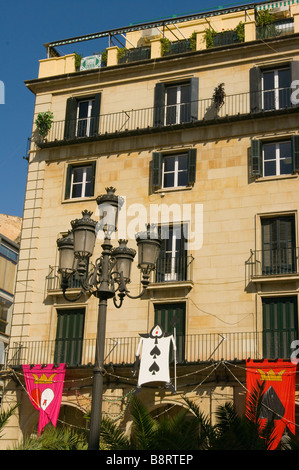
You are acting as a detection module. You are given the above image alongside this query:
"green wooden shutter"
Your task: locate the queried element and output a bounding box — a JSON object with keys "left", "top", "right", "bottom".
{"left": 262, "top": 297, "right": 298, "bottom": 359}
{"left": 152, "top": 152, "right": 162, "bottom": 190}
{"left": 291, "top": 135, "right": 299, "bottom": 172}
{"left": 187, "top": 148, "right": 197, "bottom": 185}
{"left": 64, "top": 164, "right": 72, "bottom": 200}
{"left": 154, "top": 302, "right": 186, "bottom": 363}
{"left": 91, "top": 93, "right": 101, "bottom": 135}
{"left": 250, "top": 67, "right": 262, "bottom": 113}
{"left": 64, "top": 97, "right": 77, "bottom": 140}
{"left": 54, "top": 308, "right": 85, "bottom": 366}
{"left": 190, "top": 77, "right": 199, "bottom": 121}
{"left": 251, "top": 139, "right": 262, "bottom": 177}
{"left": 90, "top": 161, "right": 96, "bottom": 196}
{"left": 177, "top": 224, "right": 187, "bottom": 281}
{"left": 262, "top": 216, "right": 296, "bottom": 275}
{"left": 153, "top": 83, "right": 165, "bottom": 127}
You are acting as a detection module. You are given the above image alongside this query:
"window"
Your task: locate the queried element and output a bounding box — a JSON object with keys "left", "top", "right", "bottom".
{"left": 263, "top": 141, "right": 292, "bottom": 177}
{"left": 76, "top": 98, "right": 95, "bottom": 137}
{"left": 261, "top": 215, "right": 296, "bottom": 275}
{"left": 152, "top": 149, "right": 196, "bottom": 191}
{"left": 64, "top": 162, "right": 96, "bottom": 200}
{"left": 153, "top": 78, "right": 198, "bottom": 127}
{"left": 154, "top": 302, "right": 186, "bottom": 363}
{"left": 156, "top": 224, "right": 187, "bottom": 282}
{"left": 165, "top": 83, "right": 191, "bottom": 125}
{"left": 162, "top": 153, "right": 188, "bottom": 188}
{"left": 249, "top": 62, "right": 299, "bottom": 113}
{"left": 64, "top": 93, "right": 101, "bottom": 140}
{"left": 0, "top": 242, "right": 18, "bottom": 263}
{"left": 262, "top": 297, "right": 298, "bottom": 359}
{"left": 251, "top": 136, "right": 299, "bottom": 177}
{"left": 262, "top": 68, "right": 291, "bottom": 110}
{"left": 54, "top": 308, "right": 85, "bottom": 366}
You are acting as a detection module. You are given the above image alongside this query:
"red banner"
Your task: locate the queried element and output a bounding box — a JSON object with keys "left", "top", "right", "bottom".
{"left": 246, "top": 359, "right": 296, "bottom": 449}
{"left": 23, "top": 364, "right": 66, "bottom": 436}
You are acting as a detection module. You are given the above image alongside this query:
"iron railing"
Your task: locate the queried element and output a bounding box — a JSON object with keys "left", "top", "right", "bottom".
{"left": 118, "top": 46, "right": 151, "bottom": 64}
{"left": 245, "top": 247, "right": 299, "bottom": 282}
{"left": 36, "top": 87, "right": 299, "bottom": 146}
{"left": 9, "top": 330, "right": 291, "bottom": 367}
{"left": 154, "top": 254, "right": 193, "bottom": 283}
{"left": 47, "top": 257, "right": 194, "bottom": 292}
{"left": 256, "top": 18, "right": 294, "bottom": 40}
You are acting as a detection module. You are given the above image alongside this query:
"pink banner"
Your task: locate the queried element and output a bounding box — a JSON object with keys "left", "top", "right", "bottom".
{"left": 23, "top": 364, "right": 66, "bottom": 436}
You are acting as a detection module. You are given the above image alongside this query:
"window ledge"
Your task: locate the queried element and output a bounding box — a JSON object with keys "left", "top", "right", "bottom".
{"left": 251, "top": 273, "right": 299, "bottom": 283}
{"left": 62, "top": 196, "right": 97, "bottom": 204}
{"left": 148, "top": 280, "right": 193, "bottom": 290}
{"left": 255, "top": 174, "right": 298, "bottom": 183}
{"left": 155, "top": 186, "right": 193, "bottom": 195}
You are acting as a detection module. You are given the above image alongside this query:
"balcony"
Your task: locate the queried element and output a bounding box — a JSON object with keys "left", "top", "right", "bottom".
{"left": 9, "top": 330, "right": 292, "bottom": 368}
{"left": 246, "top": 247, "right": 299, "bottom": 284}
{"left": 35, "top": 88, "right": 299, "bottom": 148}
{"left": 256, "top": 18, "right": 294, "bottom": 40}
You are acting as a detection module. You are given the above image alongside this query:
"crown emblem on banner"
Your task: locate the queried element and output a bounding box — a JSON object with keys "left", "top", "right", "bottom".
{"left": 257, "top": 369, "right": 286, "bottom": 382}
{"left": 32, "top": 373, "right": 56, "bottom": 384}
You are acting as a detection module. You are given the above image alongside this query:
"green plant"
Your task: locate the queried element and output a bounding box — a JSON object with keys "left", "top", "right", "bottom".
{"left": 117, "top": 47, "right": 126, "bottom": 61}
{"left": 235, "top": 22, "right": 245, "bottom": 42}
{"left": 160, "top": 37, "right": 170, "bottom": 56}
{"left": 101, "top": 49, "right": 107, "bottom": 65}
{"left": 74, "top": 52, "right": 82, "bottom": 69}
{"left": 204, "top": 29, "right": 216, "bottom": 49}
{"left": 35, "top": 111, "right": 54, "bottom": 139}
{"left": 256, "top": 10, "right": 274, "bottom": 27}
{"left": 190, "top": 32, "right": 197, "bottom": 51}
{"left": 213, "top": 83, "right": 226, "bottom": 111}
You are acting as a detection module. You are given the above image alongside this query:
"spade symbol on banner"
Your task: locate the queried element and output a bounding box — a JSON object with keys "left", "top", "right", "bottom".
{"left": 150, "top": 346, "right": 161, "bottom": 359}
{"left": 149, "top": 361, "right": 160, "bottom": 375}
{"left": 260, "top": 386, "right": 285, "bottom": 424}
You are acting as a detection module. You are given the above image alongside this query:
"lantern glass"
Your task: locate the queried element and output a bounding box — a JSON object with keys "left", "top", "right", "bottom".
{"left": 73, "top": 226, "right": 96, "bottom": 257}
{"left": 71, "top": 210, "right": 97, "bottom": 258}
{"left": 137, "top": 240, "right": 160, "bottom": 270}
{"left": 57, "top": 232, "right": 75, "bottom": 275}
{"left": 112, "top": 240, "right": 136, "bottom": 283}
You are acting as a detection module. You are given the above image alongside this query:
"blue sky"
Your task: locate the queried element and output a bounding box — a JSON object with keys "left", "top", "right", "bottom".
{"left": 0, "top": 0, "right": 252, "bottom": 218}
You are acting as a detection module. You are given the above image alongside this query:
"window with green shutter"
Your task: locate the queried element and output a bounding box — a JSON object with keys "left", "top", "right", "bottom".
{"left": 54, "top": 308, "right": 85, "bottom": 366}
{"left": 64, "top": 93, "right": 101, "bottom": 140}
{"left": 65, "top": 162, "right": 96, "bottom": 200}
{"left": 152, "top": 149, "right": 196, "bottom": 191}
{"left": 154, "top": 302, "right": 186, "bottom": 363}
{"left": 261, "top": 215, "right": 296, "bottom": 275}
{"left": 153, "top": 78, "right": 198, "bottom": 127}
{"left": 262, "top": 297, "right": 298, "bottom": 359}
{"left": 251, "top": 136, "right": 299, "bottom": 178}
{"left": 250, "top": 62, "right": 299, "bottom": 113}
{"left": 155, "top": 224, "right": 187, "bottom": 283}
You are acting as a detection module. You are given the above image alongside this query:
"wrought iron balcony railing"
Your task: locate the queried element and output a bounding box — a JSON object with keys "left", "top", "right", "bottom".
{"left": 153, "top": 254, "right": 193, "bottom": 283}
{"left": 47, "top": 257, "right": 194, "bottom": 292}
{"left": 245, "top": 247, "right": 299, "bottom": 282}
{"left": 256, "top": 18, "right": 294, "bottom": 40}
{"left": 35, "top": 88, "right": 299, "bottom": 147}
{"left": 9, "top": 330, "right": 294, "bottom": 367}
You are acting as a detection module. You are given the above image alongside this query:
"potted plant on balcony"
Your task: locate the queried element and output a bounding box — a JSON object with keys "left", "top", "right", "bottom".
{"left": 213, "top": 83, "right": 226, "bottom": 112}
{"left": 35, "top": 111, "right": 54, "bottom": 143}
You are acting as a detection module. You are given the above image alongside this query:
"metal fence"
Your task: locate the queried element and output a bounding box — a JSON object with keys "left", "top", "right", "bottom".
{"left": 245, "top": 248, "right": 299, "bottom": 282}
{"left": 36, "top": 87, "right": 299, "bottom": 146}
{"left": 9, "top": 331, "right": 278, "bottom": 367}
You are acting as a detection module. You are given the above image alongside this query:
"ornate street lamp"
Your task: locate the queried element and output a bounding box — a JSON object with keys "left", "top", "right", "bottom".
{"left": 56, "top": 187, "right": 161, "bottom": 450}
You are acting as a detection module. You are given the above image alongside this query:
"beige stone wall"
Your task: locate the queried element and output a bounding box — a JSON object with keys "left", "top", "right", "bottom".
{"left": 5, "top": 6, "right": 299, "bottom": 448}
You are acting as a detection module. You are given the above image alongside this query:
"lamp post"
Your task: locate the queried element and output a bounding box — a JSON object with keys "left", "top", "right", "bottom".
{"left": 56, "top": 187, "right": 161, "bottom": 450}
